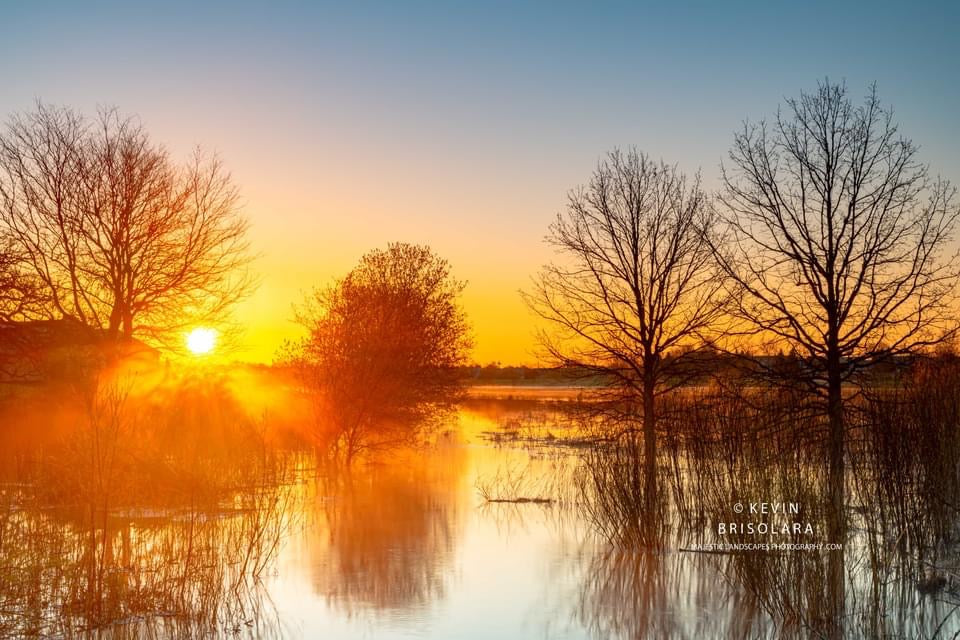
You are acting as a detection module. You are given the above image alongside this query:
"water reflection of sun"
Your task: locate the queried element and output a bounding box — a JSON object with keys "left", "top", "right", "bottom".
{"left": 186, "top": 327, "right": 217, "bottom": 355}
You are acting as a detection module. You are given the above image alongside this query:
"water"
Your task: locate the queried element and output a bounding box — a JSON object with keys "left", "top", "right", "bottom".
{"left": 265, "top": 403, "right": 593, "bottom": 639}
{"left": 3, "top": 385, "right": 960, "bottom": 638}
{"left": 256, "top": 394, "right": 960, "bottom": 639}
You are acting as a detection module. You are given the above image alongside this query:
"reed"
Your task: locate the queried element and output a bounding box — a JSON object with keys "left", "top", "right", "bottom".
{"left": 0, "top": 372, "right": 298, "bottom": 638}
{"left": 571, "top": 360, "right": 960, "bottom": 638}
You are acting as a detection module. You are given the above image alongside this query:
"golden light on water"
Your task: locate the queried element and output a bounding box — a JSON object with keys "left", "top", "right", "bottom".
{"left": 186, "top": 327, "right": 218, "bottom": 355}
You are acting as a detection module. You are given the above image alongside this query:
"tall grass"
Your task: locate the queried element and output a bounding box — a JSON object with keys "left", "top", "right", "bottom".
{"left": 572, "top": 361, "right": 960, "bottom": 638}
{"left": 0, "top": 371, "right": 299, "bottom": 638}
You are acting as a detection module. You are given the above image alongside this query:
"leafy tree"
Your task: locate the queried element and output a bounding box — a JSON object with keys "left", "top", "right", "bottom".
{"left": 290, "top": 243, "right": 471, "bottom": 463}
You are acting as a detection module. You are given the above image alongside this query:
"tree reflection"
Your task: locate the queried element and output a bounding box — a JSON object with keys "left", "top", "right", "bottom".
{"left": 310, "top": 444, "right": 466, "bottom": 616}
{"left": 569, "top": 374, "right": 960, "bottom": 639}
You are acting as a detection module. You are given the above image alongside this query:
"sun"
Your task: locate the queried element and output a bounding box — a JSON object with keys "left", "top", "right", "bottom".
{"left": 186, "top": 327, "right": 218, "bottom": 355}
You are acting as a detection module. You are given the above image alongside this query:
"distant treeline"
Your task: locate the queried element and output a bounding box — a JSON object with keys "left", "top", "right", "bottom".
{"left": 458, "top": 364, "right": 604, "bottom": 386}
{"left": 459, "top": 349, "right": 929, "bottom": 387}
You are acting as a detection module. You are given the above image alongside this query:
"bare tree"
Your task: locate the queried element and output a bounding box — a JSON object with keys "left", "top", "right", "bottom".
{"left": 0, "top": 103, "right": 252, "bottom": 345}
{"left": 718, "top": 81, "right": 960, "bottom": 541}
{"left": 0, "top": 238, "right": 46, "bottom": 382}
{"left": 0, "top": 237, "right": 42, "bottom": 323}
{"left": 288, "top": 243, "right": 472, "bottom": 464}
{"left": 525, "top": 149, "right": 726, "bottom": 500}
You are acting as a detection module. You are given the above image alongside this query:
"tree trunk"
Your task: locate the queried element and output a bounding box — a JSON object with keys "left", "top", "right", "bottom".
{"left": 642, "top": 371, "right": 657, "bottom": 504}
{"left": 826, "top": 347, "right": 846, "bottom": 638}
{"left": 106, "top": 302, "right": 122, "bottom": 339}
{"left": 121, "top": 306, "right": 133, "bottom": 339}
{"left": 826, "top": 352, "right": 845, "bottom": 539}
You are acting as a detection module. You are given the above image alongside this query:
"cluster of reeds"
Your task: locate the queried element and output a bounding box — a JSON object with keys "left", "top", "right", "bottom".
{"left": 0, "top": 372, "right": 299, "bottom": 638}
{"left": 571, "top": 360, "right": 960, "bottom": 638}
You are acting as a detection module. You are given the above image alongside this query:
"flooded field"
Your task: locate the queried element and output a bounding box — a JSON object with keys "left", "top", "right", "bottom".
{"left": 2, "top": 382, "right": 960, "bottom": 639}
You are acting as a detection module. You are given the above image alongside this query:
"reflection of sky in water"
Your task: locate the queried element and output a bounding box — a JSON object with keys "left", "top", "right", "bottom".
{"left": 259, "top": 397, "right": 960, "bottom": 639}
{"left": 3, "top": 391, "right": 958, "bottom": 638}
{"left": 268, "top": 406, "right": 591, "bottom": 639}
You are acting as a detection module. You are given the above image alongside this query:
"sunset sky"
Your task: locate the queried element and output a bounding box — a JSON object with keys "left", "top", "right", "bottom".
{"left": 2, "top": 1, "right": 958, "bottom": 364}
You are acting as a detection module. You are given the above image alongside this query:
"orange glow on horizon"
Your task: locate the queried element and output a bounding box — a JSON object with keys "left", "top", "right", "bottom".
{"left": 231, "top": 254, "right": 550, "bottom": 366}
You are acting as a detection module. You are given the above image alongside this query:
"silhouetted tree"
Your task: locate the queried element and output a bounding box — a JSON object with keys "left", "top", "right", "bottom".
{"left": 0, "top": 238, "right": 46, "bottom": 381}
{"left": 526, "top": 149, "right": 725, "bottom": 500}
{"left": 0, "top": 103, "right": 251, "bottom": 344}
{"left": 717, "top": 81, "right": 959, "bottom": 616}
{"left": 290, "top": 243, "right": 471, "bottom": 463}
{"left": 0, "top": 237, "right": 41, "bottom": 323}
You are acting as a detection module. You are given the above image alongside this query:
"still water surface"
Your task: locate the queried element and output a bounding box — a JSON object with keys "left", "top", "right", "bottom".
{"left": 261, "top": 394, "right": 960, "bottom": 639}
{"left": 267, "top": 401, "right": 594, "bottom": 639}
{"left": 4, "top": 388, "right": 958, "bottom": 638}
